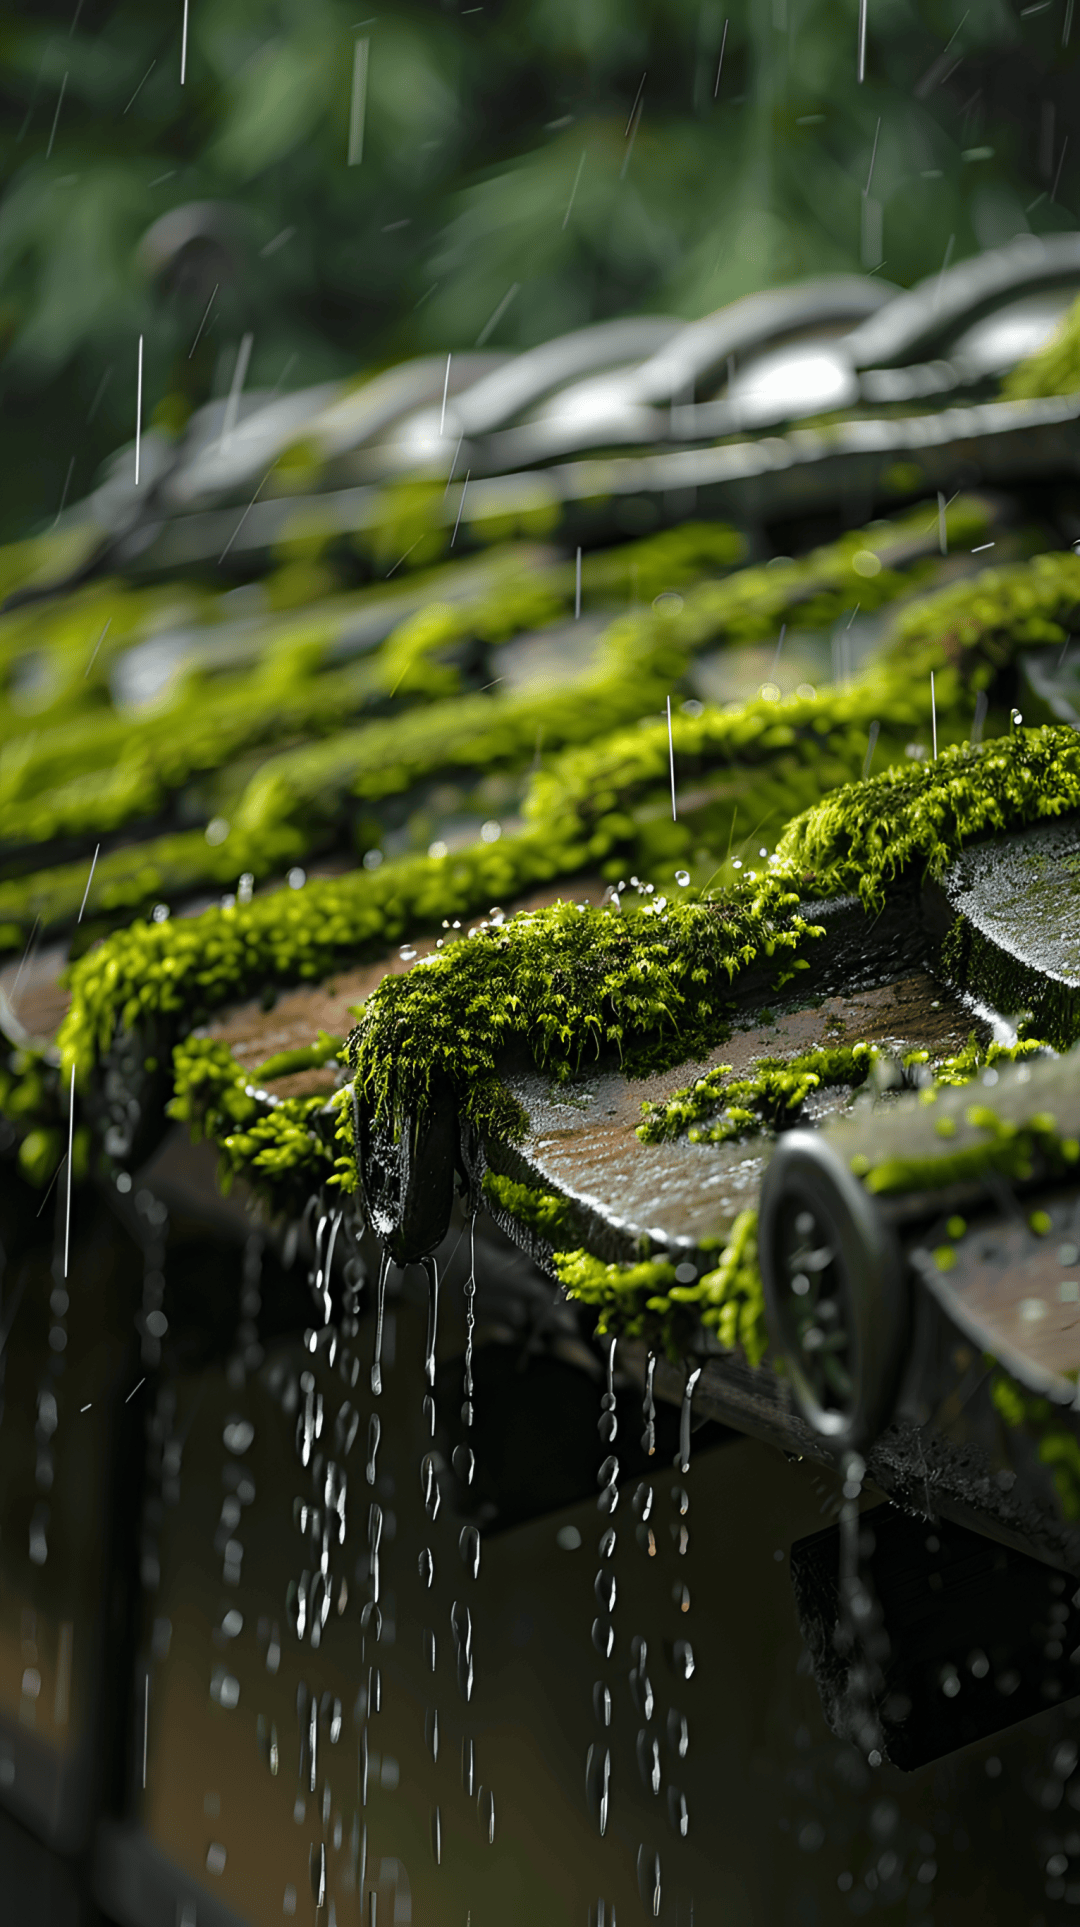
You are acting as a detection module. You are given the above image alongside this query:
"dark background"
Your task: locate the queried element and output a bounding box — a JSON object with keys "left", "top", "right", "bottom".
{"left": 0, "top": 0, "right": 1077, "bottom": 541}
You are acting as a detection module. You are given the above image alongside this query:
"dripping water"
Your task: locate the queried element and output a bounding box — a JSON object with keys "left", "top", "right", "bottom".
{"left": 462, "top": 1217, "right": 476, "bottom": 1427}
{"left": 641, "top": 1351, "right": 656, "bottom": 1457}
{"left": 422, "top": 1255, "right": 439, "bottom": 1389}
{"left": 590, "top": 1340, "right": 620, "bottom": 1836}
{"left": 370, "top": 1251, "right": 390, "bottom": 1396}
{"left": 366, "top": 1414, "right": 380, "bottom": 1485}
{"left": 677, "top": 1366, "right": 701, "bottom": 1477}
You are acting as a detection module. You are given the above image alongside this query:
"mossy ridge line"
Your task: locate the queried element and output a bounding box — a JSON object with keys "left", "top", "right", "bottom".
{"left": 0, "top": 518, "right": 745, "bottom": 859}
{"left": 43, "top": 682, "right": 922, "bottom": 1081}
{"left": 638, "top": 1031, "right": 1049, "bottom": 1149}
{"left": 771, "top": 723, "right": 1080, "bottom": 914}
{"left": 480, "top": 1167, "right": 764, "bottom": 1367}
{"left": 51, "top": 715, "right": 1078, "bottom": 1123}
{"left": 884, "top": 547, "right": 1080, "bottom": 685}
{"left": 345, "top": 889, "right": 819, "bottom": 1148}
{"left": 1004, "top": 293, "right": 1080, "bottom": 404}
{"left": 0, "top": 499, "right": 982, "bottom": 944}
{"left": 345, "top": 723, "right": 1080, "bottom": 1159}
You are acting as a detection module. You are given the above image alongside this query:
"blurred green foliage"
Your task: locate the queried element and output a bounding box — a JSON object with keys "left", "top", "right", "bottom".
{"left": 0, "top": 0, "right": 1076, "bottom": 539}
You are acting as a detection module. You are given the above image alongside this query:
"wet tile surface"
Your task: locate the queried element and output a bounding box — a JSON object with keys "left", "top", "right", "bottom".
{"left": 504, "top": 969, "right": 975, "bottom": 1251}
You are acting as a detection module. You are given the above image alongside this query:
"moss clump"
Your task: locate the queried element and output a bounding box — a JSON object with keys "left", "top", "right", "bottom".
{"left": 1003, "top": 295, "right": 1080, "bottom": 402}
{"left": 481, "top": 1169, "right": 577, "bottom": 1244}
{"left": 852, "top": 1102, "right": 1080, "bottom": 1197}
{"left": 345, "top": 889, "right": 820, "bottom": 1147}
{"left": 771, "top": 723, "right": 1080, "bottom": 914}
{"left": 167, "top": 1035, "right": 355, "bottom": 1216}
{"left": 344, "top": 725, "right": 1080, "bottom": 1162}
{"left": 553, "top": 1209, "right": 765, "bottom": 1365}
{"left": 250, "top": 1031, "right": 344, "bottom": 1083}
{"left": 884, "top": 549, "right": 1080, "bottom": 686}
{"left": 930, "top": 1032, "right": 1048, "bottom": 1086}
{"left": 990, "top": 1368, "right": 1080, "bottom": 1521}
{"left": 638, "top": 1043, "right": 879, "bottom": 1145}
{"left": 0, "top": 500, "right": 983, "bottom": 948}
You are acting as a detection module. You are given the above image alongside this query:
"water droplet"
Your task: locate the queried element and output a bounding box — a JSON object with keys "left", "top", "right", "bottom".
{"left": 480, "top": 1788, "right": 495, "bottom": 1845}
{"left": 418, "top": 1547, "right": 435, "bottom": 1588}
{"left": 459, "top": 1524, "right": 481, "bottom": 1580}
{"left": 591, "top": 1617, "right": 615, "bottom": 1660}
{"left": 677, "top": 1366, "right": 702, "bottom": 1475}
{"left": 594, "top": 1568, "right": 616, "bottom": 1613}
{"left": 421, "top": 1454, "right": 441, "bottom": 1522}
{"left": 641, "top": 1353, "right": 656, "bottom": 1457}
{"left": 675, "top": 870, "right": 690, "bottom": 887}
{"left": 423, "top": 1256, "right": 439, "bottom": 1389}
{"left": 370, "top": 1250, "right": 390, "bottom": 1396}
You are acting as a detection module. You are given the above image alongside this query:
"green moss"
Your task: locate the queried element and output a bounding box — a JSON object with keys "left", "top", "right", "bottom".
{"left": 884, "top": 548, "right": 1080, "bottom": 686}
{"left": 932, "top": 1032, "right": 1049, "bottom": 1086}
{"left": 167, "top": 1035, "right": 352, "bottom": 1217}
{"left": 345, "top": 889, "right": 821, "bottom": 1147}
{"left": 0, "top": 500, "right": 985, "bottom": 946}
{"left": 1003, "top": 294, "right": 1080, "bottom": 402}
{"left": 250, "top": 1031, "right": 344, "bottom": 1083}
{"left": 990, "top": 1367, "right": 1080, "bottom": 1521}
{"left": 342, "top": 725, "right": 1080, "bottom": 1165}
{"left": 481, "top": 1169, "right": 576, "bottom": 1243}
{"left": 853, "top": 1102, "right": 1080, "bottom": 1197}
{"left": 638, "top": 1043, "right": 878, "bottom": 1145}
{"left": 771, "top": 724, "right": 1080, "bottom": 914}
{"left": 553, "top": 1208, "right": 765, "bottom": 1365}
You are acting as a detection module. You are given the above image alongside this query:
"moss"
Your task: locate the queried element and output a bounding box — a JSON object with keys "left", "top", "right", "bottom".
{"left": 0, "top": 500, "right": 985, "bottom": 946}
{"left": 553, "top": 1208, "right": 765, "bottom": 1365}
{"left": 345, "top": 888, "right": 821, "bottom": 1147}
{"left": 884, "top": 548, "right": 1080, "bottom": 687}
{"left": 251, "top": 1030, "right": 344, "bottom": 1083}
{"left": 167, "top": 1035, "right": 352, "bottom": 1217}
{"left": 638, "top": 1043, "right": 878, "bottom": 1145}
{"left": 341, "top": 725, "right": 1080, "bottom": 1167}
{"left": 990, "top": 1367, "right": 1080, "bottom": 1521}
{"left": 771, "top": 723, "right": 1080, "bottom": 915}
{"left": 481, "top": 1169, "right": 576, "bottom": 1243}
{"left": 1003, "top": 294, "right": 1080, "bottom": 402}
{"left": 852, "top": 1102, "right": 1080, "bottom": 1197}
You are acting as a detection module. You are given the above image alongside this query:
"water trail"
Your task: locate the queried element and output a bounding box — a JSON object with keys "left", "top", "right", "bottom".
{"left": 836, "top": 1450, "right": 888, "bottom": 1763}
{"left": 677, "top": 1366, "right": 702, "bottom": 1476}
{"left": 366, "top": 1414, "right": 381, "bottom": 1485}
{"left": 462, "top": 1217, "right": 476, "bottom": 1426}
{"left": 459, "top": 1523, "right": 481, "bottom": 1581}
{"left": 367, "top": 1503, "right": 383, "bottom": 1603}
{"left": 641, "top": 1351, "right": 657, "bottom": 1457}
{"left": 370, "top": 1250, "right": 390, "bottom": 1395}
{"left": 589, "top": 1340, "right": 620, "bottom": 1835}
{"left": 422, "top": 1255, "right": 439, "bottom": 1389}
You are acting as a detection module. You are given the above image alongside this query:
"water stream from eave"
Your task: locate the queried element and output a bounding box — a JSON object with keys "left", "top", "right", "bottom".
{"left": 629, "top": 1353, "right": 703, "bottom": 1922}
{"left": 284, "top": 1196, "right": 376, "bottom": 1919}
{"left": 589, "top": 1337, "right": 620, "bottom": 1920}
